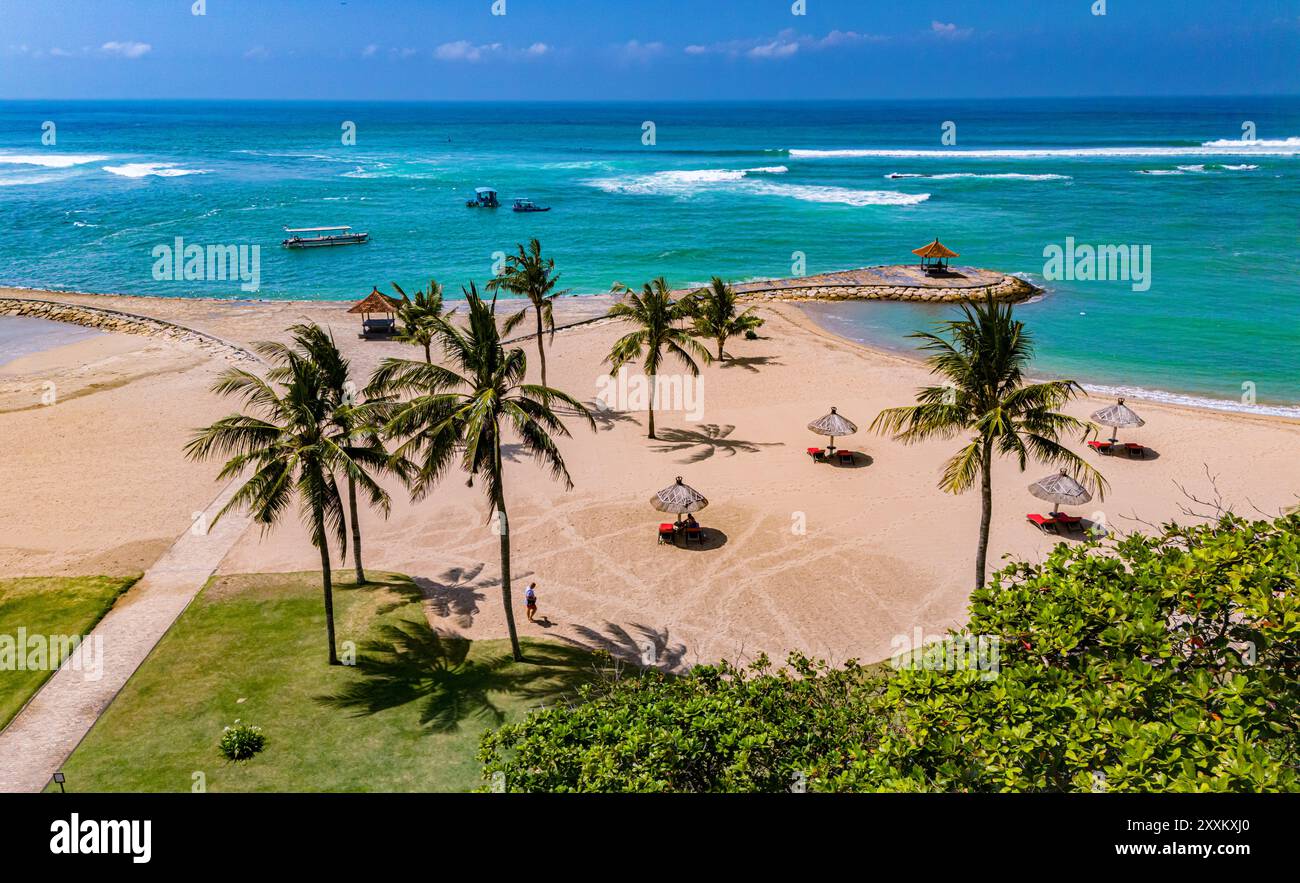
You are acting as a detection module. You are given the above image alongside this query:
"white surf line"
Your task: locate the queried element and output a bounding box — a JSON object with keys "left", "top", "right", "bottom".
{"left": 0, "top": 478, "right": 254, "bottom": 792}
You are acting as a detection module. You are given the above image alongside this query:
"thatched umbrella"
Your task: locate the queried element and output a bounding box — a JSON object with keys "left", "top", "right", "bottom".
{"left": 808, "top": 406, "right": 858, "bottom": 456}
{"left": 651, "top": 476, "right": 709, "bottom": 520}
{"left": 1029, "top": 469, "right": 1093, "bottom": 517}
{"left": 1091, "top": 397, "right": 1145, "bottom": 444}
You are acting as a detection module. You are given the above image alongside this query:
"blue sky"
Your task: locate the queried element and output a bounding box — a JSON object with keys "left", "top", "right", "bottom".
{"left": 2, "top": 0, "right": 1298, "bottom": 100}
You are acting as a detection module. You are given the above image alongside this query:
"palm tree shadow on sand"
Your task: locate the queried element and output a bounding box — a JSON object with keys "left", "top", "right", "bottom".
{"left": 556, "top": 621, "right": 690, "bottom": 673}
{"left": 315, "top": 621, "right": 602, "bottom": 733}
{"left": 414, "top": 565, "right": 493, "bottom": 629}
{"left": 651, "top": 424, "right": 783, "bottom": 463}
{"left": 719, "top": 354, "right": 782, "bottom": 373}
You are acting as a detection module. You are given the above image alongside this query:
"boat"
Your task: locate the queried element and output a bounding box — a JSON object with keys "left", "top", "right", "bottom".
{"left": 466, "top": 187, "right": 500, "bottom": 208}
{"left": 281, "top": 226, "right": 370, "bottom": 248}
{"left": 512, "top": 198, "right": 551, "bottom": 213}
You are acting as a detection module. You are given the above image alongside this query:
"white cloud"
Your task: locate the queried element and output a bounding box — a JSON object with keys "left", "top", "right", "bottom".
{"left": 100, "top": 41, "right": 151, "bottom": 59}
{"left": 748, "top": 40, "right": 799, "bottom": 59}
{"left": 618, "top": 39, "right": 665, "bottom": 62}
{"left": 931, "top": 21, "right": 973, "bottom": 40}
{"left": 390, "top": 47, "right": 419, "bottom": 59}
{"left": 49, "top": 47, "right": 74, "bottom": 57}
{"left": 524, "top": 42, "right": 550, "bottom": 57}
{"left": 434, "top": 40, "right": 502, "bottom": 62}
{"left": 686, "top": 29, "right": 886, "bottom": 60}
{"left": 361, "top": 44, "right": 379, "bottom": 58}
{"left": 243, "top": 46, "right": 270, "bottom": 60}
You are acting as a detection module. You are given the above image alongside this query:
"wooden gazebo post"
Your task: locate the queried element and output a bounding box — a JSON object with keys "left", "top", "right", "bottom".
{"left": 911, "top": 238, "right": 960, "bottom": 273}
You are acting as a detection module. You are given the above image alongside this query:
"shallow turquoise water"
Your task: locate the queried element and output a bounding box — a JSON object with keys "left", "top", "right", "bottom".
{"left": 0, "top": 316, "right": 102, "bottom": 367}
{"left": 1, "top": 98, "right": 1297, "bottom": 409}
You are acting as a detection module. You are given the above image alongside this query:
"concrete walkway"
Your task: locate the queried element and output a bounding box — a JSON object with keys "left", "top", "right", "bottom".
{"left": 0, "top": 480, "right": 250, "bottom": 792}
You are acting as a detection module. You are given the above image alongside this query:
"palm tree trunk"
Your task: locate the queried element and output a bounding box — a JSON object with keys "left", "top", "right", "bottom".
{"left": 975, "top": 439, "right": 993, "bottom": 589}
{"left": 423, "top": 341, "right": 431, "bottom": 364}
{"left": 535, "top": 308, "right": 548, "bottom": 388}
{"left": 717, "top": 336, "right": 725, "bottom": 362}
{"left": 315, "top": 505, "right": 340, "bottom": 666}
{"left": 493, "top": 441, "right": 524, "bottom": 662}
{"left": 647, "top": 373, "right": 657, "bottom": 439}
{"left": 347, "top": 474, "right": 365, "bottom": 585}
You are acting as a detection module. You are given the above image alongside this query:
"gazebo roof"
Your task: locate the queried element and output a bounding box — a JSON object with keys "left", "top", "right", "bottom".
{"left": 347, "top": 287, "right": 401, "bottom": 314}
{"left": 912, "top": 239, "right": 960, "bottom": 259}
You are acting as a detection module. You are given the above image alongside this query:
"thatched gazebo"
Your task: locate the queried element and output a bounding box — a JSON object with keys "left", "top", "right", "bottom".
{"left": 1028, "top": 469, "right": 1093, "bottom": 517}
{"left": 349, "top": 287, "right": 401, "bottom": 339}
{"left": 912, "top": 238, "right": 959, "bottom": 273}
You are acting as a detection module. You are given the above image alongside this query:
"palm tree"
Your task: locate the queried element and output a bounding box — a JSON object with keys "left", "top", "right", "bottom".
{"left": 256, "top": 323, "right": 405, "bottom": 586}
{"left": 185, "top": 337, "right": 361, "bottom": 665}
{"left": 484, "top": 239, "right": 567, "bottom": 387}
{"left": 690, "top": 276, "right": 763, "bottom": 361}
{"left": 870, "top": 294, "right": 1107, "bottom": 589}
{"left": 368, "top": 284, "right": 594, "bottom": 662}
{"left": 393, "top": 280, "right": 446, "bottom": 363}
{"left": 605, "top": 277, "right": 711, "bottom": 440}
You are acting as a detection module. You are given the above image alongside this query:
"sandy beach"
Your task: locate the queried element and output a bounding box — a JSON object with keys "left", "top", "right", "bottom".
{"left": 2, "top": 287, "right": 1297, "bottom": 666}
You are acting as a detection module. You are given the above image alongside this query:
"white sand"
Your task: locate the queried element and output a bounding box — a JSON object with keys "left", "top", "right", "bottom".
{"left": 3, "top": 288, "right": 1297, "bottom": 666}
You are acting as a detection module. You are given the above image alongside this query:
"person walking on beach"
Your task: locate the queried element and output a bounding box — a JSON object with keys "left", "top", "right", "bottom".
{"left": 524, "top": 582, "right": 538, "bottom": 623}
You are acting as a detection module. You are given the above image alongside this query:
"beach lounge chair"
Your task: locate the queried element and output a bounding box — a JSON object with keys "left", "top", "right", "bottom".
{"left": 361, "top": 317, "right": 397, "bottom": 339}
{"left": 807, "top": 447, "right": 827, "bottom": 462}
{"left": 657, "top": 523, "right": 676, "bottom": 545}
{"left": 1055, "top": 514, "right": 1083, "bottom": 531}
{"left": 1124, "top": 442, "right": 1146, "bottom": 458}
{"left": 837, "top": 450, "right": 855, "bottom": 465}
{"left": 684, "top": 525, "right": 704, "bottom": 545}
{"left": 1026, "top": 513, "right": 1058, "bottom": 533}
{"left": 1087, "top": 440, "right": 1115, "bottom": 455}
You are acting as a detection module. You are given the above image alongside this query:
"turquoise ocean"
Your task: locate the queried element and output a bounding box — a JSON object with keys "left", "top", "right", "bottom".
{"left": 1, "top": 98, "right": 1297, "bottom": 413}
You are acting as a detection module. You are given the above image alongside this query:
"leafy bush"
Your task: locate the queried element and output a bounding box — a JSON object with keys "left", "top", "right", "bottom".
{"left": 479, "top": 655, "right": 886, "bottom": 792}
{"left": 219, "top": 720, "right": 266, "bottom": 761}
{"left": 481, "top": 514, "right": 1299, "bottom": 792}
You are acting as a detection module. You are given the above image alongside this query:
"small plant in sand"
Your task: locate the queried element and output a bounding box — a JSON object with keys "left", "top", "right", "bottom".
{"left": 219, "top": 720, "right": 266, "bottom": 761}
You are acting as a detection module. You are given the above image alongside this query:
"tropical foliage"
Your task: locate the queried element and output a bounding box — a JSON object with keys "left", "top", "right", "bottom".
{"left": 871, "top": 294, "right": 1105, "bottom": 588}
{"left": 368, "top": 284, "right": 594, "bottom": 661}
{"left": 485, "top": 239, "right": 567, "bottom": 387}
{"left": 688, "top": 276, "right": 763, "bottom": 361}
{"left": 393, "top": 280, "right": 447, "bottom": 363}
{"left": 480, "top": 513, "right": 1300, "bottom": 792}
{"left": 257, "top": 323, "right": 404, "bottom": 585}
{"left": 605, "top": 277, "right": 711, "bottom": 439}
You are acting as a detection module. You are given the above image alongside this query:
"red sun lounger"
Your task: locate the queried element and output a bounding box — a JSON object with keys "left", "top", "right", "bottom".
{"left": 1026, "top": 513, "right": 1058, "bottom": 533}
{"left": 1087, "top": 440, "right": 1115, "bottom": 455}
{"left": 658, "top": 523, "right": 676, "bottom": 545}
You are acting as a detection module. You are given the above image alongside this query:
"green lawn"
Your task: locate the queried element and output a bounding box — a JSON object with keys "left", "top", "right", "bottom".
{"left": 0, "top": 575, "right": 139, "bottom": 730}
{"left": 56, "top": 571, "right": 603, "bottom": 792}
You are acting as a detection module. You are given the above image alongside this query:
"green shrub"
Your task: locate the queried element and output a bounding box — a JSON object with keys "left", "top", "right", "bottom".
{"left": 219, "top": 720, "right": 266, "bottom": 761}
{"left": 481, "top": 514, "right": 1300, "bottom": 792}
